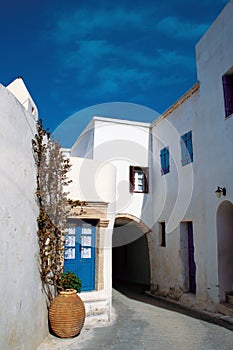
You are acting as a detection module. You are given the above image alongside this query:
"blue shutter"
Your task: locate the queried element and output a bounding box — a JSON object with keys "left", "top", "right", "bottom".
{"left": 187, "top": 131, "right": 193, "bottom": 163}
{"left": 160, "top": 149, "right": 165, "bottom": 175}
{"left": 181, "top": 135, "right": 186, "bottom": 166}
{"left": 160, "top": 147, "right": 169, "bottom": 175}
{"left": 222, "top": 74, "right": 233, "bottom": 117}
{"left": 165, "top": 147, "right": 169, "bottom": 174}
{"left": 181, "top": 131, "right": 193, "bottom": 166}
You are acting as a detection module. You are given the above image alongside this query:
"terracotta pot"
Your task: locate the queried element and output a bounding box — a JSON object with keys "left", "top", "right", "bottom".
{"left": 49, "top": 289, "right": 85, "bottom": 338}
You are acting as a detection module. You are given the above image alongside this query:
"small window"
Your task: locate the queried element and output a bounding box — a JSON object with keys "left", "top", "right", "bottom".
{"left": 181, "top": 131, "right": 193, "bottom": 166}
{"left": 222, "top": 73, "right": 233, "bottom": 118}
{"left": 129, "top": 166, "right": 148, "bottom": 193}
{"left": 160, "top": 147, "right": 170, "bottom": 175}
{"left": 159, "top": 222, "right": 166, "bottom": 247}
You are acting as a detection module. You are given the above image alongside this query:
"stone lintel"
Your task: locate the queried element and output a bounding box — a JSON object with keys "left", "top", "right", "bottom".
{"left": 98, "top": 219, "right": 109, "bottom": 228}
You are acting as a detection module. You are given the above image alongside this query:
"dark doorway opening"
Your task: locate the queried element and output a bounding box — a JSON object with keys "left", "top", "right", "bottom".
{"left": 112, "top": 220, "right": 150, "bottom": 290}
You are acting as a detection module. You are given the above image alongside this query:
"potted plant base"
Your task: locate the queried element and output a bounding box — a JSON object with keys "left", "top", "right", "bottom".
{"left": 49, "top": 288, "right": 85, "bottom": 338}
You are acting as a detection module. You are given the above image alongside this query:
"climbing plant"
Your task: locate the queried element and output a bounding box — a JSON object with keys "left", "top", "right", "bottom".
{"left": 32, "top": 119, "right": 84, "bottom": 304}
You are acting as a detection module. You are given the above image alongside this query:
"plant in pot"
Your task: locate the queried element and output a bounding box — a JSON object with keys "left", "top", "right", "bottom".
{"left": 61, "top": 271, "right": 82, "bottom": 292}
{"left": 32, "top": 119, "right": 86, "bottom": 338}
{"left": 49, "top": 271, "right": 86, "bottom": 338}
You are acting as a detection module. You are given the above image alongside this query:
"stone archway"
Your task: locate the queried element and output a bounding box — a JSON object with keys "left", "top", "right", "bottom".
{"left": 112, "top": 214, "right": 151, "bottom": 287}
{"left": 217, "top": 200, "right": 233, "bottom": 301}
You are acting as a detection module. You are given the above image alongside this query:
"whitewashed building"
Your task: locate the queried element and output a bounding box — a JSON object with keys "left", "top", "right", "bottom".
{"left": 65, "top": 0, "right": 233, "bottom": 317}
{"left": 65, "top": 117, "right": 152, "bottom": 321}
{"left": 148, "top": 0, "right": 233, "bottom": 310}
{"left": 0, "top": 78, "right": 48, "bottom": 349}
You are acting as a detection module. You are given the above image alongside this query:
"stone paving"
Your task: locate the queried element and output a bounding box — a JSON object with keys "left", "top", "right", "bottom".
{"left": 38, "top": 289, "right": 233, "bottom": 350}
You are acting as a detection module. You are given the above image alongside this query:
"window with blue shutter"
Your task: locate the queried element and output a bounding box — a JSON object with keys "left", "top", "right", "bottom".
{"left": 160, "top": 147, "right": 170, "bottom": 175}
{"left": 181, "top": 131, "right": 193, "bottom": 166}
{"left": 222, "top": 73, "right": 233, "bottom": 118}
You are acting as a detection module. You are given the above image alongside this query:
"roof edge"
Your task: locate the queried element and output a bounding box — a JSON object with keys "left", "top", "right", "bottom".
{"left": 92, "top": 115, "right": 151, "bottom": 128}
{"left": 151, "top": 82, "right": 200, "bottom": 128}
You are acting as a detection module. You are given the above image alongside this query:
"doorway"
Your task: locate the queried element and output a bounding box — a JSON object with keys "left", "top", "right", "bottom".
{"left": 217, "top": 200, "right": 233, "bottom": 301}
{"left": 112, "top": 219, "right": 150, "bottom": 288}
{"left": 180, "top": 221, "right": 196, "bottom": 294}
{"left": 64, "top": 220, "right": 96, "bottom": 291}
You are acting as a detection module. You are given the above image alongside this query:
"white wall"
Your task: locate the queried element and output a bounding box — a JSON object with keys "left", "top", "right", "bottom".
{"left": 0, "top": 83, "right": 48, "bottom": 349}
{"left": 150, "top": 90, "right": 201, "bottom": 297}
{"left": 71, "top": 119, "right": 95, "bottom": 159}
{"left": 67, "top": 156, "right": 116, "bottom": 206}
{"left": 195, "top": 0, "right": 233, "bottom": 303}
{"left": 92, "top": 117, "right": 152, "bottom": 225}
{"left": 71, "top": 116, "right": 153, "bottom": 227}
{"left": 149, "top": 0, "right": 233, "bottom": 305}
{"left": 7, "top": 77, "right": 38, "bottom": 119}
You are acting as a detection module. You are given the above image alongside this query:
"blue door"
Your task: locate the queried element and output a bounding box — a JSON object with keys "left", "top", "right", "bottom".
{"left": 64, "top": 220, "right": 96, "bottom": 291}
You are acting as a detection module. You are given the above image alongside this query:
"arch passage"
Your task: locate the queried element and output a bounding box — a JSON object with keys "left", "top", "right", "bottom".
{"left": 112, "top": 215, "right": 151, "bottom": 287}
{"left": 217, "top": 201, "right": 233, "bottom": 301}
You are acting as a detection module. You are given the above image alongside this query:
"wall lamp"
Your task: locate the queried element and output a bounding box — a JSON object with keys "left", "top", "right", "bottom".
{"left": 215, "top": 186, "right": 226, "bottom": 198}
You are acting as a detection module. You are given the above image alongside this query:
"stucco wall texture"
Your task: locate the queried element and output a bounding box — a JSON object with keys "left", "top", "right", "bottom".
{"left": 0, "top": 84, "right": 48, "bottom": 350}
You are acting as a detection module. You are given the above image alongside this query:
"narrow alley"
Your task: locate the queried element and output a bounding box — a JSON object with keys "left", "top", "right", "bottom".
{"left": 39, "top": 285, "right": 233, "bottom": 350}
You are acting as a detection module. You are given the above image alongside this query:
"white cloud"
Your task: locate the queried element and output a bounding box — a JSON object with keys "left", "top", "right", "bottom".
{"left": 156, "top": 16, "right": 209, "bottom": 40}
{"left": 64, "top": 40, "right": 114, "bottom": 67}
{"left": 155, "top": 48, "right": 194, "bottom": 68}
{"left": 45, "top": 5, "right": 198, "bottom": 103}
{"left": 133, "top": 48, "right": 193, "bottom": 69}
{"left": 50, "top": 7, "right": 150, "bottom": 44}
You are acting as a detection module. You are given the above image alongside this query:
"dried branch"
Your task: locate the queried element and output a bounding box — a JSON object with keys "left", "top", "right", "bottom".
{"left": 32, "top": 119, "right": 72, "bottom": 305}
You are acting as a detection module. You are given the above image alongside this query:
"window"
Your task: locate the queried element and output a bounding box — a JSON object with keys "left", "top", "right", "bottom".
{"left": 181, "top": 131, "right": 193, "bottom": 166}
{"left": 159, "top": 222, "right": 166, "bottom": 247}
{"left": 160, "top": 147, "right": 170, "bottom": 175}
{"left": 129, "top": 166, "right": 148, "bottom": 193}
{"left": 222, "top": 73, "right": 233, "bottom": 118}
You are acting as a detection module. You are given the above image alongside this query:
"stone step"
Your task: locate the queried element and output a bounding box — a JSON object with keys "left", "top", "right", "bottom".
{"left": 83, "top": 299, "right": 110, "bottom": 326}
{"left": 79, "top": 291, "right": 111, "bottom": 325}
{"left": 84, "top": 299, "right": 110, "bottom": 317}
{"left": 225, "top": 292, "right": 233, "bottom": 305}
{"left": 216, "top": 303, "right": 233, "bottom": 318}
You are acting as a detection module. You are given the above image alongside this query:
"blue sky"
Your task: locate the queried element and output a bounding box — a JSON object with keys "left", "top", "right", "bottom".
{"left": 0, "top": 0, "right": 228, "bottom": 143}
